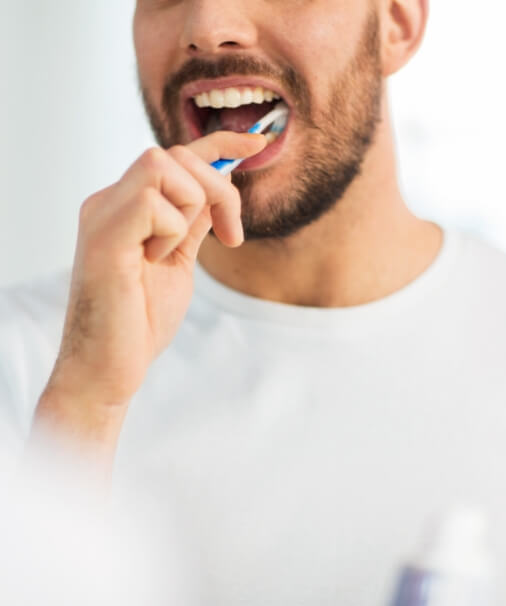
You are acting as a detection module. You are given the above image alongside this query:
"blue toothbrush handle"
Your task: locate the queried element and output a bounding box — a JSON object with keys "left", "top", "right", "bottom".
{"left": 211, "top": 158, "right": 239, "bottom": 171}
{"left": 210, "top": 120, "right": 264, "bottom": 174}
{"left": 211, "top": 157, "right": 244, "bottom": 175}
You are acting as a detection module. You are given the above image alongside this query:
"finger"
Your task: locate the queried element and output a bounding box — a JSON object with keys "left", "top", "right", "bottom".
{"left": 177, "top": 204, "right": 213, "bottom": 262}
{"left": 126, "top": 187, "right": 189, "bottom": 263}
{"left": 168, "top": 145, "right": 244, "bottom": 247}
{"left": 116, "top": 148, "right": 207, "bottom": 224}
{"left": 117, "top": 131, "right": 265, "bottom": 211}
{"left": 186, "top": 131, "right": 267, "bottom": 164}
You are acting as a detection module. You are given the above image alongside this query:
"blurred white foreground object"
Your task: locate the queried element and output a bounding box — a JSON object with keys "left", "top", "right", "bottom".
{"left": 0, "top": 438, "right": 196, "bottom": 606}
{"left": 389, "top": 506, "right": 496, "bottom": 606}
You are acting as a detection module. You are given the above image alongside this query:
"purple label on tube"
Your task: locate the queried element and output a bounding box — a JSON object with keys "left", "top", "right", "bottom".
{"left": 389, "top": 566, "right": 493, "bottom": 606}
{"left": 390, "top": 567, "right": 438, "bottom": 606}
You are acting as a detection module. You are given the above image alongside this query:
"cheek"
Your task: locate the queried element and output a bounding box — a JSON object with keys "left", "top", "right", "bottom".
{"left": 271, "top": 8, "right": 360, "bottom": 90}
{"left": 133, "top": 14, "right": 179, "bottom": 87}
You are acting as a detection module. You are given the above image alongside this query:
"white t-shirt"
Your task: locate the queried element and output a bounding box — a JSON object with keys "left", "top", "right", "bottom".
{"left": 1, "top": 228, "right": 506, "bottom": 605}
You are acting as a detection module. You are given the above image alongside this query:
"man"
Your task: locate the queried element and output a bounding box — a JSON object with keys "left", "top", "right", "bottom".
{"left": 1, "top": 0, "right": 506, "bottom": 604}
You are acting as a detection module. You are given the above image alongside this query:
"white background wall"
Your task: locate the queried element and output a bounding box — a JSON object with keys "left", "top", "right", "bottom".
{"left": 1, "top": 1, "right": 505, "bottom": 286}
{"left": 0, "top": 0, "right": 149, "bottom": 287}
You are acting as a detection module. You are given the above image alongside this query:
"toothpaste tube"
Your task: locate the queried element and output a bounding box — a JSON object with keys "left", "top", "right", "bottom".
{"left": 389, "top": 507, "right": 495, "bottom": 606}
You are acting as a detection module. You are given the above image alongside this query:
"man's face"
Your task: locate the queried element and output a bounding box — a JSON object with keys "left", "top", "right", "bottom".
{"left": 134, "top": 0, "right": 382, "bottom": 241}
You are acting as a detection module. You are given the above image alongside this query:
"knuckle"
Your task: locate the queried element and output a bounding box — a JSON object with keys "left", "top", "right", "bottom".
{"left": 161, "top": 212, "right": 188, "bottom": 251}
{"left": 166, "top": 201, "right": 187, "bottom": 230}
{"left": 169, "top": 144, "right": 192, "bottom": 162}
{"left": 79, "top": 194, "right": 99, "bottom": 223}
{"left": 168, "top": 149, "right": 208, "bottom": 209}
{"left": 139, "top": 147, "right": 167, "bottom": 171}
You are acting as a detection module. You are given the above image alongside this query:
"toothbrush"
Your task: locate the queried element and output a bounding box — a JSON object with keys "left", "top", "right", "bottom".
{"left": 211, "top": 102, "right": 289, "bottom": 176}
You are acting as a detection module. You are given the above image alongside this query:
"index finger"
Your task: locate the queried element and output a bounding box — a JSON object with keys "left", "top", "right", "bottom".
{"left": 185, "top": 131, "right": 267, "bottom": 165}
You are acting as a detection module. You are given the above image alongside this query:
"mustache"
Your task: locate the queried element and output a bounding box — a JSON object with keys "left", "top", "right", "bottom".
{"left": 156, "top": 55, "right": 313, "bottom": 121}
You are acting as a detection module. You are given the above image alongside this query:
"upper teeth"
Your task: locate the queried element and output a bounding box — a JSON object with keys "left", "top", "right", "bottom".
{"left": 193, "top": 87, "right": 281, "bottom": 109}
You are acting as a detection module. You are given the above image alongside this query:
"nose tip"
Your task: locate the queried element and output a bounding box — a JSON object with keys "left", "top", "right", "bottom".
{"left": 180, "top": 4, "right": 257, "bottom": 56}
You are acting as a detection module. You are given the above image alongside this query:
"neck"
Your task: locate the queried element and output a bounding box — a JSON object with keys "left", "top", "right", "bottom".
{"left": 197, "top": 100, "right": 443, "bottom": 308}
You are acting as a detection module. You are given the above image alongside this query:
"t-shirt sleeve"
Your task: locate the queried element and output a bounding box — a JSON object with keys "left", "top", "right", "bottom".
{"left": 0, "top": 292, "right": 33, "bottom": 461}
{"left": 0, "top": 273, "right": 69, "bottom": 478}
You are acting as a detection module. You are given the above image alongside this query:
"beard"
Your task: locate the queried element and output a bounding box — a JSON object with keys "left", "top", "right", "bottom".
{"left": 138, "top": 10, "right": 382, "bottom": 242}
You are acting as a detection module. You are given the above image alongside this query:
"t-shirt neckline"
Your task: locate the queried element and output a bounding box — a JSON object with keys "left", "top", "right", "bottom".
{"left": 193, "top": 228, "right": 460, "bottom": 336}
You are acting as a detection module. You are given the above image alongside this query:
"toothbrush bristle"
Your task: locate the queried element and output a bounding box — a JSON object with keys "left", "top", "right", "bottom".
{"left": 270, "top": 115, "right": 288, "bottom": 134}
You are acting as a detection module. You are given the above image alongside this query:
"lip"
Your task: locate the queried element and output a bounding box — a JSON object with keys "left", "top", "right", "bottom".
{"left": 235, "top": 114, "right": 291, "bottom": 171}
{"left": 180, "top": 76, "right": 294, "bottom": 140}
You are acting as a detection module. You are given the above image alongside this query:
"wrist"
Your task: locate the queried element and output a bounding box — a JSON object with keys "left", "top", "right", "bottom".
{"left": 32, "top": 384, "right": 129, "bottom": 457}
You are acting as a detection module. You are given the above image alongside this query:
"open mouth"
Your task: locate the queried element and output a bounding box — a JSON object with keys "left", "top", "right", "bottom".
{"left": 182, "top": 85, "right": 292, "bottom": 171}
{"left": 190, "top": 101, "right": 279, "bottom": 136}
{"left": 184, "top": 86, "right": 291, "bottom": 140}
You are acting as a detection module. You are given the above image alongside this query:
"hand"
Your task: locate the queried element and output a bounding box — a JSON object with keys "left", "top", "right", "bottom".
{"left": 46, "top": 132, "right": 267, "bottom": 408}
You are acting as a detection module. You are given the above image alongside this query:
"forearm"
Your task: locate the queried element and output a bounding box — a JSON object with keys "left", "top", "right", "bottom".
{"left": 27, "top": 385, "right": 129, "bottom": 491}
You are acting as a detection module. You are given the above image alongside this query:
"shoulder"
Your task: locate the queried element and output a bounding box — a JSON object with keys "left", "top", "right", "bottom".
{"left": 0, "top": 269, "right": 71, "bottom": 365}
{"left": 459, "top": 230, "right": 506, "bottom": 268}
{"left": 451, "top": 230, "right": 506, "bottom": 299}
{"left": 440, "top": 230, "right": 506, "bottom": 368}
{"left": 0, "top": 269, "right": 71, "bottom": 323}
